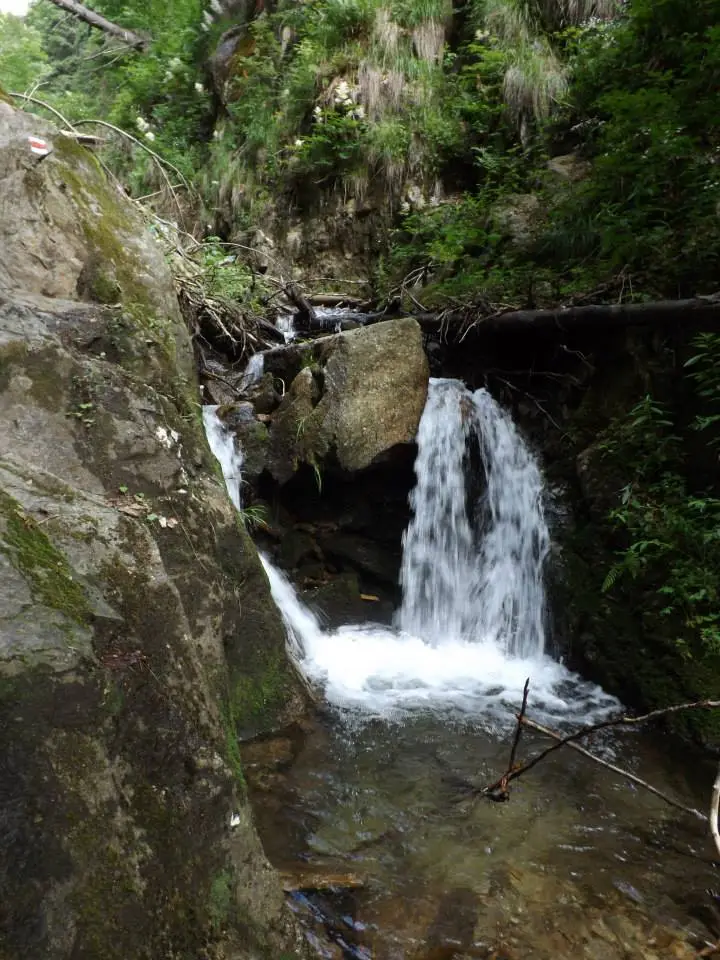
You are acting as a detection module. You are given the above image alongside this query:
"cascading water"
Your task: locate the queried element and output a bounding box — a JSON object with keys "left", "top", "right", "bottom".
{"left": 239, "top": 352, "right": 264, "bottom": 391}
{"left": 397, "top": 379, "right": 549, "bottom": 658}
{"left": 202, "top": 405, "right": 243, "bottom": 510}
{"left": 204, "top": 377, "right": 618, "bottom": 725}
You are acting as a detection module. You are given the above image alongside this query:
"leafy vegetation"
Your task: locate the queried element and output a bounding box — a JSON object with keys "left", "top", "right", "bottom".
{"left": 599, "top": 346, "right": 720, "bottom": 661}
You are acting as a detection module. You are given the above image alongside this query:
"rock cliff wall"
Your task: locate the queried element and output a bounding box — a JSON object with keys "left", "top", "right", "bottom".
{"left": 0, "top": 102, "right": 308, "bottom": 959}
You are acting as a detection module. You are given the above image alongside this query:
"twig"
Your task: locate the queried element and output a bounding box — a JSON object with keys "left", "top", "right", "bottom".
{"left": 8, "top": 92, "right": 78, "bottom": 131}
{"left": 507, "top": 678, "right": 530, "bottom": 777}
{"left": 482, "top": 696, "right": 720, "bottom": 808}
{"left": 71, "top": 118, "right": 192, "bottom": 196}
{"left": 496, "top": 698, "right": 720, "bottom": 799}
{"left": 516, "top": 716, "right": 706, "bottom": 822}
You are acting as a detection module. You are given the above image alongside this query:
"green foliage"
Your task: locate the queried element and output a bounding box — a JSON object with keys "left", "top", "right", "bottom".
{"left": 600, "top": 337, "right": 720, "bottom": 660}
{"left": 0, "top": 12, "right": 48, "bottom": 93}
{"left": 197, "top": 238, "right": 258, "bottom": 301}
{"left": 383, "top": 0, "right": 720, "bottom": 304}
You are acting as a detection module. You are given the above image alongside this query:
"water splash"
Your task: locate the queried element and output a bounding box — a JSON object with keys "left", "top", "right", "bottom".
{"left": 260, "top": 555, "right": 616, "bottom": 726}
{"left": 202, "top": 405, "right": 243, "bottom": 510}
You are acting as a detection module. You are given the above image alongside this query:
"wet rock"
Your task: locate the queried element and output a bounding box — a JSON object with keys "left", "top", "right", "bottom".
{"left": 241, "top": 736, "right": 295, "bottom": 772}
{"left": 279, "top": 528, "right": 323, "bottom": 571}
{"left": 318, "top": 531, "right": 401, "bottom": 590}
{"left": 220, "top": 402, "right": 270, "bottom": 480}
{"left": 248, "top": 371, "right": 282, "bottom": 415}
{"left": 576, "top": 441, "right": 626, "bottom": 517}
{"left": 0, "top": 103, "right": 308, "bottom": 960}
{"left": 265, "top": 318, "right": 429, "bottom": 484}
{"left": 303, "top": 572, "right": 385, "bottom": 628}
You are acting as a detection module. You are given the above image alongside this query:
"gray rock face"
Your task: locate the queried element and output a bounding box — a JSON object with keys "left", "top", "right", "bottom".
{"left": 0, "top": 104, "right": 307, "bottom": 960}
{"left": 262, "top": 318, "right": 429, "bottom": 484}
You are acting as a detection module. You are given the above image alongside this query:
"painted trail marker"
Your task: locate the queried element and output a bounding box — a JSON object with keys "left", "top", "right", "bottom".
{"left": 28, "top": 136, "right": 51, "bottom": 157}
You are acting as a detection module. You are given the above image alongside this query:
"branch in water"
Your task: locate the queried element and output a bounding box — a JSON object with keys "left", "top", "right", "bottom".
{"left": 483, "top": 695, "right": 720, "bottom": 800}
{"left": 515, "top": 715, "right": 707, "bottom": 822}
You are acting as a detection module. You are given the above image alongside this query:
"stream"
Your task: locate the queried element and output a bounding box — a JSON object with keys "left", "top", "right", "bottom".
{"left": 205, "top": 375, "right": 720, "bottom": 959}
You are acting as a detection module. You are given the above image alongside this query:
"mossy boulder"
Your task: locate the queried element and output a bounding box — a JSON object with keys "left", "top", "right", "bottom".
{"left": 264, "top": 318, "right": 429, "bottom": 485}
{"left": 0, "top": 103, "right": 308, "bottom": 959}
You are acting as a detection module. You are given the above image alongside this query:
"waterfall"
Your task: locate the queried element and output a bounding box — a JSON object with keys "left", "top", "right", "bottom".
{"left": 398, "top": 379, "right": 549, "bottom": 658}
{"left": 202, "top": 406, "right": 243, "bottom": 510}
{"left": 203, "top": 377, "right": 618, "bottom": 725}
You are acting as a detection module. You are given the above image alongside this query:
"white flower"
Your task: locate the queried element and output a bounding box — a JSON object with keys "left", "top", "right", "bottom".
{"left": 294, "top": 138, "right": 305, "bottom": 147}
{"left": 169, "top": 57, "right": 182, "bottom": 71}
{"left": 135, "top": 116, "right": 149, "bottom": 132}
{"left": 210, "top": 0, "right": 223, "bottom": 13}
{"left": 353, "top": 104, "right": 365, "bottom": 119}
{"left": 145, "top": 131, "right": 156, "bottom": 142}
{"left": 194, "top": 82, "right": 205, "bottom": 93}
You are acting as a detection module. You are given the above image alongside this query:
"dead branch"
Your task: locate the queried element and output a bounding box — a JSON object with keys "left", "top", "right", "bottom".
{"left": 516, "top": 715, "right": 707, "bottom": 822}
{"left": 70, "top": 119, "right": 192, "bottom": 212}
{"left": 8, "top": 92, "right": 77, "bottom": 132}
{"left": 43, "top": 0, "right": 149, "bottom": 50}
{"left": 482, "top": 696, "right": 720, "bottom": 800}
{"left": 508, "top": 679, "right": 530, "bottom": 771}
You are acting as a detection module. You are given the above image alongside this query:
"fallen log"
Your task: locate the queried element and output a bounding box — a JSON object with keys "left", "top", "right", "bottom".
{"left": 414, "top": 294, "right": 720, "bottom": 340}
{"left": 308, "top": 294, "right": 363, "bottom": 308}
{"left": 278, "top": 868, "right": 365, "bottom": 893}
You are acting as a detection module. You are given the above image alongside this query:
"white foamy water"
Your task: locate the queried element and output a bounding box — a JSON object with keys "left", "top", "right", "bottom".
{"left": 239, "top": 352, "right": 264, "bottom": 391}
{"left": 204, "top": 378, "right": 619, "bottom": 726}
{"left": 276, "top": 313, "right": 296, "bottom": 342}
{"left": 398, "top": 380, "right": 548, "bottom": 658}
{"left": 202, "top": 405, "right": 243, "bottom": 510}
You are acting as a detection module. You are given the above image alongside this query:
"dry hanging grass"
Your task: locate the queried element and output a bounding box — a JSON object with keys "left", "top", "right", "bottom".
{"left": 503, "top": 46, "right": 568, "bottom": 121}
{"left": 373, "top": 7, "right": 401, "bottom": 58}
{"left": 412, "top": 19, "right": 446, "bottom": 63}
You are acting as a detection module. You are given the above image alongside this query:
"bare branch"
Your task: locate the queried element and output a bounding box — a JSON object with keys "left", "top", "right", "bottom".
{"left": 506, "top": 678, "right": 530, "bottom": 774}
{"left": 8, "top": 92, "right": 77, "bottom": 131}
{"left": 517, "top": 715, "right": 707, "bottom": 822}
{"left": 482, "top": 696, "right": 720, "bottom": 799}
{"left": 42, "top": 0, "right": 149, "bottom": 50}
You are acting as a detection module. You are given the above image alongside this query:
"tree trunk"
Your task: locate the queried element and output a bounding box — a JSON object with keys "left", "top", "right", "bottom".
{"left": 413, "top": 295, "right": 720, "bottom": 338}
{"left": 44, "top": 0, "right": 150, "bottom": 50}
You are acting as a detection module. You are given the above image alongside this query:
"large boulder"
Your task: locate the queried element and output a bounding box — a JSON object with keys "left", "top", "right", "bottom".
{"left": 261, "top": 318, "right": 429, "bottom": 485}
{"left": 0, "top": 103, "right": 307, "bottom": 959}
